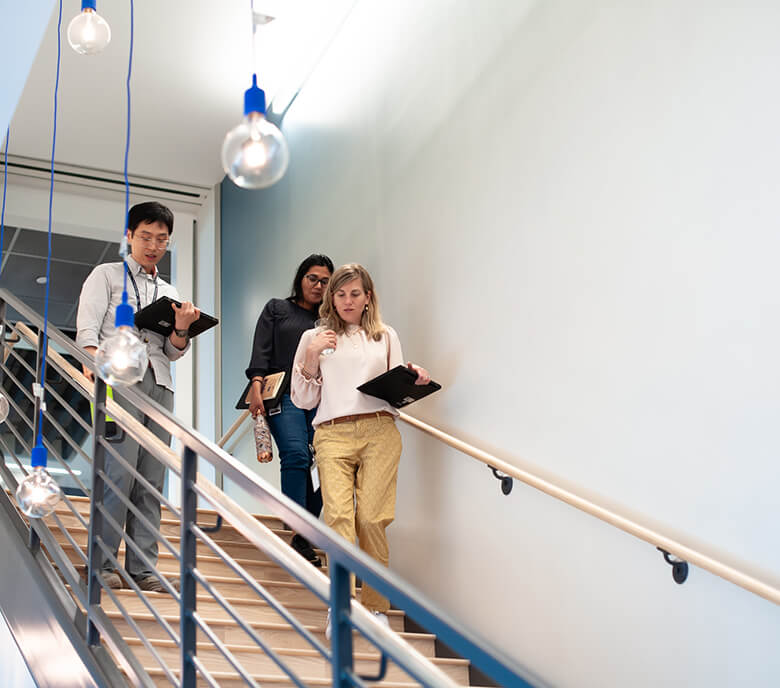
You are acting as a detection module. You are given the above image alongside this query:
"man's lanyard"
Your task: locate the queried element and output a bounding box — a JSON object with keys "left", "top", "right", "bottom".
{"left": 124, "top": 261, "right": 158, "bottom": 309}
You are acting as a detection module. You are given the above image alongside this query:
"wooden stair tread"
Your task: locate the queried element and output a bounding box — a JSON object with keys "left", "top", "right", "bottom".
{"left": 123, "top": 635, "right": 468, "bottom": 666}
{"left": 104, "top": 608, "right": 433, "bottom": 641}
{"left": 47, "top": 497, "right": 476, "bottom": 683}
{"left": 139, "top": 665, "right": 440, "bottom": 688}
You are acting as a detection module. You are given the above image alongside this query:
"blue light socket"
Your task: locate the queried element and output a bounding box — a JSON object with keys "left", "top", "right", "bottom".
{"left": 82, "top": 0, "right": 97, "bottom": 10}
{"left": 244, "top": 74, "right": 266, "bottom": 116}
{"left": 31, "top": 444, "right": 47, "bottom": 468}
{"left": 115, "top": 295, "right": 134, "bottom": 328}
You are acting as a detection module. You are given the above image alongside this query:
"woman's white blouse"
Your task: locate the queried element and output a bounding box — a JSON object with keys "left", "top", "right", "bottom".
{"left": 291, "top": 324, "right": 404, "bottom": 427}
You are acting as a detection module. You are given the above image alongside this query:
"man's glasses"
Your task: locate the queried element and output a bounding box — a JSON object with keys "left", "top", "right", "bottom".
{"left": 134, "top": 233, "right": 170, "bottom": 248}
{"left": 304, "top": 274, "right": 330, "bottom": 287}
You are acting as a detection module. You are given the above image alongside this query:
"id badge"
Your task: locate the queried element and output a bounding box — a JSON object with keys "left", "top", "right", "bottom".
{"left": 310, "top": 460, "right": 320, "bottom": 492}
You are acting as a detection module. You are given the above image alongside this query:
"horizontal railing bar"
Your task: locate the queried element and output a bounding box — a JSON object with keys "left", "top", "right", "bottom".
{"left": 190, "top": 519, "right": 329, "bottom": 659}
{"left": 92, "top": 554, "right": 180, "bottom": 688}
{"left": 97, "top": 467, "right": 180, "bottom": 560}
{"left": 2, "top": 337, "right": 37, "bottom": 378}
{"left": 0, "top": 431, "right": 91, "bottom": 534}
{"left": 88, "top": 600, "right": 159, "bottom": 688}
{"left": 98, "top": 436, "right": 181, "bottom": 519}
{"left": 96, "top": 504, "right": 182, "bottom": 601}
{"left": 4, "top": 289, "right": 538, "bottom": 686}
{"left": 46, "top": 509, "right": 89, "bottom": 568}
{"left": 28, "top": 515, "right": 89, "bottom": 608}
{"left": 41, "top": 432, "right": 91, "bottom": 495}
{"left": 3, "top": 406, "right": 33, "bottom": 456}
{"left": 190, "top": 573, "right": 305, "bottom": 688}
{"left": 2, "top": 382, "right": 36, "bottom": 434}
{"left": 0, "top": 359, "right": 37, "bottom": 406}
{"left": 190, "top": 609, "right": 265, "bottom": 688}
{"left": 398, "top": 411, "right": 780, "bottom": 607}
{"left": 39, "top": 357, "right": 95, "bottom": 435}
{"left": 191, "top": 481, "right": 330, "bottom": 603}
{"left": 191, "top": 654, "right": 221, "bottom": 688}
{"left": 191, "top": 485, "right": 461, "bottom": 687}
{"left": 88, "top": 601, "right": 159, "bottom": 688}
{"left": 96, "top": 537, "right": 182, "bottom": 647}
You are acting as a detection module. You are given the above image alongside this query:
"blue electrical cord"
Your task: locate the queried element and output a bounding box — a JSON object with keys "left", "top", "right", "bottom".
{"left": 34, "top": 0, "right": 64, "bottom": 459}
{"left": 121, "top": 0, "right": 134, "bottom": 302}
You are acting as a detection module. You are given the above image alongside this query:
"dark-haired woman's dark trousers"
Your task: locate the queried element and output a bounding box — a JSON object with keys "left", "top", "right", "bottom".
{"left": 267, "top": 394, "right": 322, "bottom": 518}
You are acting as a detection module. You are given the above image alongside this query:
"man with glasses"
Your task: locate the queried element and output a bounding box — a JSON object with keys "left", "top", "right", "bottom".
{"left": 76, "top": 201, "right": 199, "bottom": 593}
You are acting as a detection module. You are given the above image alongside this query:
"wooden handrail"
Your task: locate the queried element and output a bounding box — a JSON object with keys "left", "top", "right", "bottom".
{"left": 17, "top": 320, "right": 777, "bottom": 607}
{"left": 212, "top": 400, "right": 780, "bottom": 606}
{"left": 397, "top": 411, "right": 780, "bottom": 606}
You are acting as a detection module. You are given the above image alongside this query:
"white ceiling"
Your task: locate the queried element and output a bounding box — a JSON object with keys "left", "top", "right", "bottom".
{"left": 7, "top": 0, "right": 354, "bottom": 189}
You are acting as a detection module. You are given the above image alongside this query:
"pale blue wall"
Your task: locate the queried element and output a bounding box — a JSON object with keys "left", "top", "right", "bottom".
{"left": 219, "top": 177, "right": 340, "bottom": 504}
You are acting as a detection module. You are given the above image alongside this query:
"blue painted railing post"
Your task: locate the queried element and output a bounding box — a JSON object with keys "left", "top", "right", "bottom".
{"left": 180, "top": 446, "right": 198, "bottom": 687}
{"left": 86, "top": 375, "right": 108, "bottom": 646}
{"left": 330, "top": 562, "right": 354, "bottom": 687}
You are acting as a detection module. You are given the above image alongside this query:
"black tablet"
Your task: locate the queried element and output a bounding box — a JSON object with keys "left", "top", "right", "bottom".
{"left": 357, "top": 365, "right": 441, "bottom": 408}
{"left": 134, "top": 296, "right": 218, "bottom": 338}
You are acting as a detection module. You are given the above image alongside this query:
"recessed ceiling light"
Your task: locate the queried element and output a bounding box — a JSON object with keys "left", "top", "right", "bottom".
{"left": 35, "top": 276, "right": 47, "bottom": 285}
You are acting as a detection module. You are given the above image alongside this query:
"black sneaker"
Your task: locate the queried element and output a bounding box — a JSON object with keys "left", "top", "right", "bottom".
{"left": 291, "top": 533, "right": 322, "bottom": 567}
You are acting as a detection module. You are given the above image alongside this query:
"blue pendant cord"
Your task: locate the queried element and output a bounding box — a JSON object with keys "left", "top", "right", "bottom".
{"left": 1, "top": 127, "right": 8, "bottom": 275}
{"left": 33, "top": 0, "right": 64, "bottom": 463}
{"left": 120, "top": 0, "right": 134, "bottom": 306}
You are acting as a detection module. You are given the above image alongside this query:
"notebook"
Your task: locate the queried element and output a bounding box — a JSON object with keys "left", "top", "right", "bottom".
{"left": 235, "top": 372, "right": 287, "bottom": 410}
{"left": 357, "top": 365, "right": 441, "bottom": 408}
{"left": 134, "top": 296, "right": 218, "bottom": 338}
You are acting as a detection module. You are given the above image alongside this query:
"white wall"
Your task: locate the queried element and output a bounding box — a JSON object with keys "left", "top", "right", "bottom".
{"left": 218, "top": 1, "right": 780, "bottom": 685}
{"left": 0, "top": 0, "right": 54, "bottom": 139}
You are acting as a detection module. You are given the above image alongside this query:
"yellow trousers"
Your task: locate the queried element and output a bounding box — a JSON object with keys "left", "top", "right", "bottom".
{"left": 313, "top": 414, "right": 402, "bottom": 613}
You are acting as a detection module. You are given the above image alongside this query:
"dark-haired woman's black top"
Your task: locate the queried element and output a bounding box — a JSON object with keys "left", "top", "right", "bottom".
{"left": 245, "top": 298, "right": 318, "bottom": 398}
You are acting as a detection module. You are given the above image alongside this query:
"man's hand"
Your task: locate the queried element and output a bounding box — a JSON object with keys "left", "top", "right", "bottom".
{"left": 82, "top": 346, "right": 97, "bottom": 383}
{"left": 172, "top": 301, "right": 200, "bottom": 331}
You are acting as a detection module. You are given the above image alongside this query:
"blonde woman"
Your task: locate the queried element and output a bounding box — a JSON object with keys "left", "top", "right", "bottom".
{"left": 291, "top": 264, "right": 430, "bottom": 627}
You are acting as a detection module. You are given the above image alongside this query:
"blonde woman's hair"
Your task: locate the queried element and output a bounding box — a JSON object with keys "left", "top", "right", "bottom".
{"left": 318, "top": 263, "right": 386, "bottom": 341}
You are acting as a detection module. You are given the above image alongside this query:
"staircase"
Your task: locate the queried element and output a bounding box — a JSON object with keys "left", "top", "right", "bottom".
{"left": 47, "top": 496, "right": 473, "bottom": 687}
{"left": 0, "top": 288, "right": 535, "bottom": 688}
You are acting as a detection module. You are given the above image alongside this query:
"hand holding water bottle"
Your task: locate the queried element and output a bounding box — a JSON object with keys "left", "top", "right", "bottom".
{"left": 313, "top": 319, "right": 337, "bottom": 356}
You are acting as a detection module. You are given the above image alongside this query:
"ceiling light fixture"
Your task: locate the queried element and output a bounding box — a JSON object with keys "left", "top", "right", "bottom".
{"left": 221, "top": 2, "right": 289, "bottom": 189}
{"left": 36, "top": 276, "right": 47, "bottom": 284}
{"left": 96, "top": 0, "right": 146, "bottom": 387}
{"left": 67, "top": 0, "right": 111, "bottom": 55}
{"left": 16, "top": 0, "right": 67, "bottom": 518}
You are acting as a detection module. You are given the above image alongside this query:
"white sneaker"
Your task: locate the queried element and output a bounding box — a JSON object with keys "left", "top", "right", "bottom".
{"left": 325, "top": 609, "right": 332, "bottom": 641}
{"left": 372, "top": 611, "right": 389, "bottom": 628}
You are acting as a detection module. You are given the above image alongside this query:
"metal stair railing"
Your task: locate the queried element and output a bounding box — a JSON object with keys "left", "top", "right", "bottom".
{"left": 0, "top": 287, "right": 541, "bottom": 688}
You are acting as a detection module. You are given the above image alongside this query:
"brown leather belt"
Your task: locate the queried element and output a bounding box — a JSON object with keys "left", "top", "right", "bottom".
{"left": 323, "top": 411, "right": 394, "bottom": 426}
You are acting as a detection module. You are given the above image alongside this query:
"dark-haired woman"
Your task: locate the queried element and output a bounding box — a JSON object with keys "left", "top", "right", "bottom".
{"left": 246, "top": 254, "right": 334, "bottom": 565}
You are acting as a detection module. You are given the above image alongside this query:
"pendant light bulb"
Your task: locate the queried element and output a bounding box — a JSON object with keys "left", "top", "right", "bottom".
{"left": 0, "top": 392, "right": 8, "bottom": 423}
{"left": 96, "top": 300, "right": 148, "bottom": 387}
{"left": 67, "top": 0, "right": 111, "bottom": 55}
{"left": 16, "top": 447, "right": 62, "bottom": 518}
{"left": 221, "top": 75, "right": 289, "bottom": 189}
